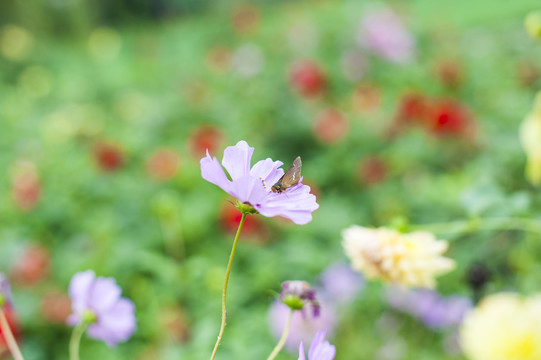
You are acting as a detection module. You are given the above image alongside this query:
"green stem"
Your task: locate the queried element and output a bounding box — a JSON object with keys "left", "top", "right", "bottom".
{"left": 209, "top": 212, "right": 247, "bottom": 360}
{"left": 0, "top": 308, "right": 24, "bottom": 360}
{"left": 410, "top": 217, "right": 541, "bottom": 236}
{"left": 266, "top": 309, "right": 294, "bottom": 360}
{"left": 69, "top": 322, "right": 87, "bottom": 360}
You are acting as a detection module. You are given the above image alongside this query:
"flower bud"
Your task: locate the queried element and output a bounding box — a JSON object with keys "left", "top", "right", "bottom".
{"left": 280, "top": 281, "right": 320, "bottom": 317}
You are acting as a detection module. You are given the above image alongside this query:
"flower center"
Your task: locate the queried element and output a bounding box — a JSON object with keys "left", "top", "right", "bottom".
{"left": 82, "top": 309, "right": 97, "bottom": 324}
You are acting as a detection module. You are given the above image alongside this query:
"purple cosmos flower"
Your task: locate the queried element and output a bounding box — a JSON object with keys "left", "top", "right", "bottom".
{"left": 67, "top": 270, "right": 136, "bottom": 347}
{"left": 357, "top": 7, "right": 415, "bottom": 64}
{"left": 298, "top": 329, "right": 336, "bottom": 360}
{"left": 200, "top": 140, "right": 319, "bottom": 225}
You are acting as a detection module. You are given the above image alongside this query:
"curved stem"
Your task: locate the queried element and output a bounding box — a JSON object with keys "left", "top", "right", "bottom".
{"left": 410, "top": 217, "right": 541, "bottom": 236}
{"left": 266, "top": 309, "right": 294, "bottom": 360}
{"left": 209, "top": 212, "right": 247, "bottom": 360}
{"left": 0, "top": 308, "right": 24, "bottom": 360}
{"left": 69, "top": 322, "right": 87, "bottom": 360}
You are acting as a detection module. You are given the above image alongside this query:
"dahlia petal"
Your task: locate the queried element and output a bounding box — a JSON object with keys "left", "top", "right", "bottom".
{"left": 88, "top": 278, "right": 122, "bottom": 313}
{"left": 221, "top": 141, "right": 254, "bottom": 181}
{"left": 201, "top": 150, "right": 232, "bottom": 193}
{"left": 69, "top": 270, "right": 95, "bottom": 313}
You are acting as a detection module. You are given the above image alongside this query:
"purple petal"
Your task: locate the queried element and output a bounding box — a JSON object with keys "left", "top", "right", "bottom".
{"left": 298, "top": 342, "right": 306, "bottom": 360}
{"left": 69, "top": 270, "right": 96, "bottom": 313}
{"left": 67, "top": 314, "right": 80, "bottom": 326}
{"left": 259, "top": 183, "right": 319, "bottom": 224}
{"left": 88, "top": 298, "right": 136, "bottom": 347}
{"left": 229, "top": 175, "right": 269, "bottom": 209}
{"left": 312, "top": 342, "right": 336, "bottom": 360}
{"left": 221, "top": 141, "right": 254, "bottom": 181}
{"left": 308, "top": 330, "right": 326, "bottom": 358}
{"left": 250, "top": 158, "right": 284, "bottom": 187}
{"left": 201, "top": 150, "right": 232, "bottom": 193}
{"left": 88, "top": 277, "right": 122, "bottom": 313}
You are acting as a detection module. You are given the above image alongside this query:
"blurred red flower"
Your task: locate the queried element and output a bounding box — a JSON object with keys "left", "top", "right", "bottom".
{"left": 146, "top": 148, "right": 180, "bottom": 181}
{"left": 220, "top": 203, "right": 261, "bottom": 235}
{"left": 396, "top": 92, "right": 428, "bottom": 122}
{"left": 0, "top": 305, "right": 20, "bottom": 357}
{"left": 189, "top": 125, "right": 224, "bottom": 159}
{"left": 11, "top": 245, "right": 50, "bottom": 286}
{"left": 424, "top": 99, "right": 475, "bottom": 138}
{"left": 358, "top": 156, "right": 388, "bottom": 186}
{"left": 93, "top": 141, "right": 124, "bottom": 172}
{"left": 313, "top": 108, "right": 349, "bottom": 143}
{"left": 40, "top": 291, "right": 71, "bottom": 324}
{"left": 386, "top": 91, "right": 427, "bottom": 139}
{"left": 289, "top": 60, "right": 327, "bottom": 98}
{"left": 10, "top": 160, "right": 41, "bottom": 211}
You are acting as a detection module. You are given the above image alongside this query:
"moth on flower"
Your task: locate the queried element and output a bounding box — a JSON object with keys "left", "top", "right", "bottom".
{"left": 200, "top": 141, "right": 319, "bottom": 224}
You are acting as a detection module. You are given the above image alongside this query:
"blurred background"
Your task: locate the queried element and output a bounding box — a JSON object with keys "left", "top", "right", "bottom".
{"left": 1, "top": 0, "right": 541, "bottom": 359}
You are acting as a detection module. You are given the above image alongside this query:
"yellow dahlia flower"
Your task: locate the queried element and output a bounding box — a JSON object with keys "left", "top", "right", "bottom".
{"left": 460, "top": 293, "right": 541, "bottom": 360}
{"left": 342, "top": 226, "right": 455, "bottom": 288}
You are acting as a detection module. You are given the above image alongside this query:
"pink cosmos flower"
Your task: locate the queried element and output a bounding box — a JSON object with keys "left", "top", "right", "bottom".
{"left": 357, "top": 7, "right": 415, "bottom": 64}
{"left": 67, "top": 270, "right": 136, "bottom": 347}
{"left": 298, "top": 330, "right": 336, "bottom": 360}
{"left": 200, "top": 140, "right": 319, "bottom": 224}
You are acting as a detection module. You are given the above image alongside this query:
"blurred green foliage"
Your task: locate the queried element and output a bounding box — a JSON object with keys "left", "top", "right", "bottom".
{"left": 1, "top": 0, "right": 541, "bottom": 359}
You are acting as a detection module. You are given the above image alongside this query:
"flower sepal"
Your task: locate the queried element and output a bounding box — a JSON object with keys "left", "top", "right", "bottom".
{"left": 236, "top": 201, "right": 259, "bottom": 215}
{"left": 81, "top": 310, "right": 97, "bottom": 324}
{"left": 282, "top": 295, "right": 305, "bottom": 311}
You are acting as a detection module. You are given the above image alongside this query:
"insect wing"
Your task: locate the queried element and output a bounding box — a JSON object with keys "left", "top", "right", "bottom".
{"left": 280, "top": 156, "right": 302, "bottom": 189}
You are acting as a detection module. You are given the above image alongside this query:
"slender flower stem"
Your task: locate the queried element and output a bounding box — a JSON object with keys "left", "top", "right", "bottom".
{"left": 69, "top": 322, "right": 87, "bottom": 360}
{"left": 0, "top": 308, "right": 24, "bottom": 360}
{"left": 266, "top": 309, "right": 294, "bottom": 360}
{"left": 209, "top": 212, "right": 247, "bottom": 360}
{"left": 410, "top": 217, "right": 541, "bottom": 237}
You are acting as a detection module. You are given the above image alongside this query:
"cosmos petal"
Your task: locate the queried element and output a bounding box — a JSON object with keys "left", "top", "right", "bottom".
{"left": 222, "top": 140, "right": 254, "bottom": 181}
{"left": 250, "top": 158, "right": 284, "bottom": 186}
{"left": 201, "top": 150, "right": 232, "bottom": 193}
